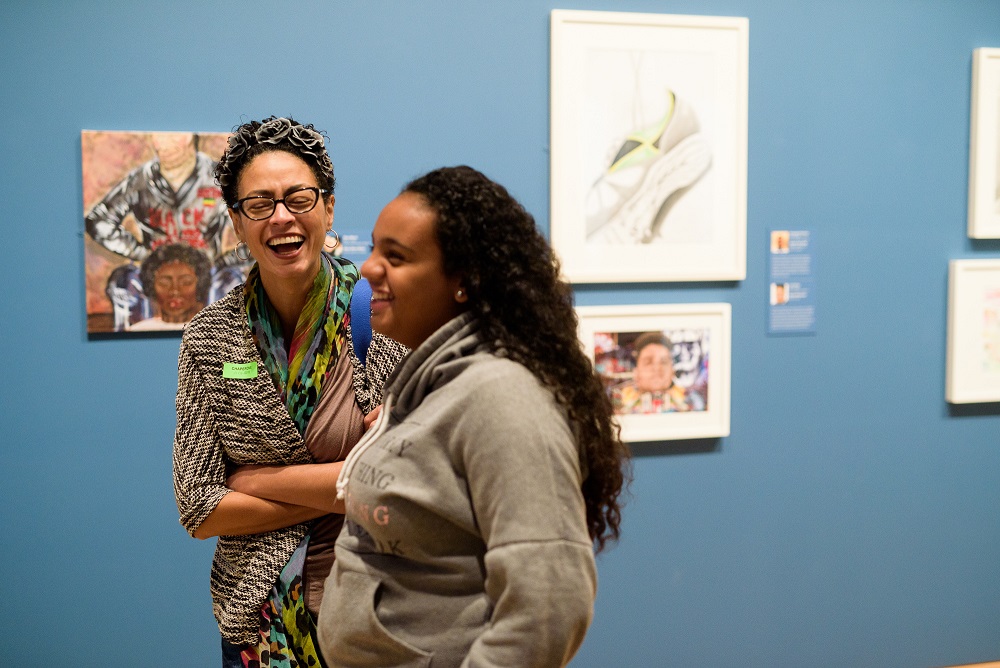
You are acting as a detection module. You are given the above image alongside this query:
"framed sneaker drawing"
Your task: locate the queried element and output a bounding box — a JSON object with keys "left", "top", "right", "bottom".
{"left": 968, "top": 48, "right": 1000, "bottom": 238}
{"left": 550, "top": 10, "right": 748, "bottom": 283}
{"left": 577, "top": 303, "right": 731, "bottom": 442}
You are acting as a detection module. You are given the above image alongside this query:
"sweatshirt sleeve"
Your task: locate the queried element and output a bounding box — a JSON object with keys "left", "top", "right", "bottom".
{"left": 457, "top": 363, "right": 597, "bottom": 667}
{"left": 172, "top": 338, "right": 230, "bottom": 536}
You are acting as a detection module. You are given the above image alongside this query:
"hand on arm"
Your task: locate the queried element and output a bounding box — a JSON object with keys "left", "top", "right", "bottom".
{"left": 364, "top": 405, "right": 382, "bottom": 430}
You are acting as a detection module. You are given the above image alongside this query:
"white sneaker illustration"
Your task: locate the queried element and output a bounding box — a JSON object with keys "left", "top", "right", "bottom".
{"left": 586, "top": 90, "right": 712, "bottom": 244}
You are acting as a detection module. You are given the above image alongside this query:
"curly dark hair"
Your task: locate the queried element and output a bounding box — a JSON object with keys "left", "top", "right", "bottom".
{"left": 403, "top": 166, "right": 631, "bottom": 552}
{"left": 139, "top": 242, "right": 212, "bottom": 304}
{"left": 214, "top": 116, "right": 335, "bottom": 208}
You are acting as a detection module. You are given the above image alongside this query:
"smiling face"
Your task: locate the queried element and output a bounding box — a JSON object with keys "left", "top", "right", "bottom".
{"left": 228, "top": 150, "right": 333, "bottom": 292}
{"left": 154, "top": 260, "right": 201, "bottom": 323}
{"left": 634, "top": 343, "right": 674, "bottom": 393}
{"left": 361, "top": 192, "right": 466, "bottom": 349}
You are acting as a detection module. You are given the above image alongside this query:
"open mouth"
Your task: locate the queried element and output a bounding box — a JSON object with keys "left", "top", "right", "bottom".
{"left": 267, "top": 234, "right": 305, "bottom": 255}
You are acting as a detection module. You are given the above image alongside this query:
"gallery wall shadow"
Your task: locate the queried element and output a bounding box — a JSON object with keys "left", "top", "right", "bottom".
{"left": 629, "top": 437, "right": 721, "bottom": 457}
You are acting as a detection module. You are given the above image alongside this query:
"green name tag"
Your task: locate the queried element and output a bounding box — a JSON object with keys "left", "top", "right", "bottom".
{"left": 223, "top": 362, "right": 258, "bottom": 379}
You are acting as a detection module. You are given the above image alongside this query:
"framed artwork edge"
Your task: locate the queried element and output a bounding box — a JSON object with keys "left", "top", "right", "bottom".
{"left": 576, "top": 302, "right": 732, "bottom": 442}
{"left": 946, "top": 258, "right": 1000, "bottom": 403}
{"left": 550, "top": 10, "right": 749, "bottom": 284}
{"left": 968, "top": 47, "right": 1000, "bottom": 239}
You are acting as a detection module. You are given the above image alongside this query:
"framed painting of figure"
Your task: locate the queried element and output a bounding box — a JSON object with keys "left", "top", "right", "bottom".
{"left": 82, "top": 130, "right": 246, "bottom": 334}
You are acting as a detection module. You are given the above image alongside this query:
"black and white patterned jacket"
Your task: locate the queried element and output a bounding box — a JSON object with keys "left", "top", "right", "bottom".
{"left": 172, "top": 286, "right": 407, "bottom": 645}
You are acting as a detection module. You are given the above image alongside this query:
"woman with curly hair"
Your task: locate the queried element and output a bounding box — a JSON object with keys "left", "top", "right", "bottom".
{"left": 171, "top": 116, "right": 406, "bottom": 666}
{"left": 318, "top": 165, "right": 631, "bottom": 667}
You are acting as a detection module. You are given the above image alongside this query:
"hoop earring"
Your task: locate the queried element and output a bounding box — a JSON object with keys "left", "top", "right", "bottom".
{"left": 234, "top": 241, "right": 251, "bottom": 262}
{"left": 323, "top": 229, "right": 341, "bottom": 254}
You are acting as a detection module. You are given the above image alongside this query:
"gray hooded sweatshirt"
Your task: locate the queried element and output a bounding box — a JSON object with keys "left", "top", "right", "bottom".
{"left": 318, "top": 314, "right": 597, "bottom": 667}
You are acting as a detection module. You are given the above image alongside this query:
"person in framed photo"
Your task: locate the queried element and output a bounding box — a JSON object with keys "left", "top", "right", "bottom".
{"left": 610, "top": 331, "right": 704, "bottom": 414}
{"left": 317, "top": 165, "right": 630, "bottom": 667}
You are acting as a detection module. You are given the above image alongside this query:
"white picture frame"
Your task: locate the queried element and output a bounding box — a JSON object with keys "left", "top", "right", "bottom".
{"left": 550, "top": 10, "right": 749, "bottom": 283}
{"left": 577, "top": 303, "right": 731, "bottom": 442}
{"left": 968, "top": 48, "right": 1000, "bottom": 238}
{"left": 946, "top": 259, "right": 1000, "bottom": 403}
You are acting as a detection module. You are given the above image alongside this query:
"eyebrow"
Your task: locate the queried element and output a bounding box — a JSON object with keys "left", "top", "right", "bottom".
{"left": 241, "top": 184, "right": 315, "bottom": 198}
{"left": 373, "top": 236, "right": 417, "bottom": 254}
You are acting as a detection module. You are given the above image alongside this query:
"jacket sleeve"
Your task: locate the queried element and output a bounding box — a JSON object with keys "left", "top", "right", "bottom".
{"left": 458, "top": 364, "right": 597, "bottom": 667}
{"left": 347, "top": 329, "right": 408, "bottom": 414}
{"left": 172, "top": 338, "right": 230, "bottom": 536}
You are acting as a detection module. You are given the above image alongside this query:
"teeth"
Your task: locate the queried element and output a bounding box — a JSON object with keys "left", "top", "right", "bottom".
{"left": 267, "top": 235, "right": 304, "bottom": 247}
{"left": 370, "top": 291, "right": 391, "bottom": 302}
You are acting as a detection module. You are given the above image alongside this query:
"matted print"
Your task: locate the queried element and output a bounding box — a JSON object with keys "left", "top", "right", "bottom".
{"left": 946, "top": 259, "right": 1000, "bottom": 403}
{"left": 551, "top": 10, "right": 748, "bottom": 282}
{"left": 82, "top": 129, "right": 248, "bottom": 334}
{"left": 968, "top": 48, "right": 1000, "bottom": 238}
{"left": 577, "top": 303, "right": 731, "bottom": 441}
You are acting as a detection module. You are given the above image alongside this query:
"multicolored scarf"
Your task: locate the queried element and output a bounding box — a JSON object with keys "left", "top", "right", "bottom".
{"left": 244, "top": 253, "right": 357, "bottom": 435}
{"left": 241, "top": 253, "right": 357, "bottom": 668}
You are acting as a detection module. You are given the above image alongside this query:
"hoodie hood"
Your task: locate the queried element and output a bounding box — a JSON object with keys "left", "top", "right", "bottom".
{"left": 384, "top": 312, "right": 486, "bottom": 420}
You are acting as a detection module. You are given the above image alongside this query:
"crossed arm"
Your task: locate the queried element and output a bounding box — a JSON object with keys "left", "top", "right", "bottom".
{"left": 174, "top": 338, "right": 384, "bottom": 540}
{"left": 192, "top": 462, "right": 343, "bottom": 539}
{"left": 191, "top": 406, "right": 383, "bottom": 539}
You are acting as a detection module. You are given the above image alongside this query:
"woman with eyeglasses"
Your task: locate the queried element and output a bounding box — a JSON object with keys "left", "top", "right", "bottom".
{"left": 172, "top": 116, "right": 406, "bottom": 667}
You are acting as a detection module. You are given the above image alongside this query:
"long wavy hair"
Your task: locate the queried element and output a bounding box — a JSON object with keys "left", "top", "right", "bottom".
{"left": 403, "top": 166, "right": 631, "bottom": 551}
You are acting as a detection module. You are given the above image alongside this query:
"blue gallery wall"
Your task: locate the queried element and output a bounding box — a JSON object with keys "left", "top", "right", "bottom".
{"left": 1, "top": 1, "right": 999, "bottom": 665}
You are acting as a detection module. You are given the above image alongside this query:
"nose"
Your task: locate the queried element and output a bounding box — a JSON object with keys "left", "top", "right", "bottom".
{"left": 360, "top": 255, "right": 381, "bottom": 282}
{"left": 270, "top": 200, "right": 295, "bottom": 224}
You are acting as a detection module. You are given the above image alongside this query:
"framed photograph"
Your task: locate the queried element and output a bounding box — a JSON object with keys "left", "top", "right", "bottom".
{"left": 577, "top": 303, "right": 731, "bottom": 442}
{"left": 968, "top": 48, "right": 1000, "bottom": 238}
{"left": 82, "top": 129, "right": 247, "bottom": 335}
{"left": 946, "top": 259, "right": 1000, "bottom": 403}
{"left": 550, "top": 10, "right": 748, "bottom": 283}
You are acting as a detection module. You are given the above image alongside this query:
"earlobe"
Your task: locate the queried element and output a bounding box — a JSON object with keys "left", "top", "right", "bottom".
{"left": 228, "top": 208, "right": 244, "bottom": 242}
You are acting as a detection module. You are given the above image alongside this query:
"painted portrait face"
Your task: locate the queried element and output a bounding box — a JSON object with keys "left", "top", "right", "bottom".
{"left": 154, "top": 260, "right": 201, "bottom": 323}
{"left": 362, "top": 192, "right": 465, "bottom": 349}
{"left": 634, "top": 342, "right": 674, "bottom": 393}
{"left": 150, "top": 133, "right": 196, "bottom": 169}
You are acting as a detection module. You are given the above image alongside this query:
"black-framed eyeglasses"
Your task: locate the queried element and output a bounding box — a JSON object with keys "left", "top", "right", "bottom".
{"left": 233, "top": 187, "right": 329, "bottom": 221}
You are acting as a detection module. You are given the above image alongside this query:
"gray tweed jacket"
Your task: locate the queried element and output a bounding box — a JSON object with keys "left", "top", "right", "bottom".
{"left": 172, "top": 286, "right": 407, "bottom": 645}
